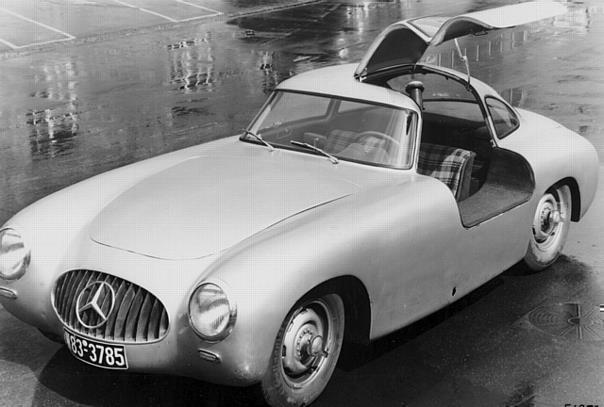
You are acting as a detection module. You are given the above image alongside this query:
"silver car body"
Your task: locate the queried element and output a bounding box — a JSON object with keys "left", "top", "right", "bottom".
{"left": 0, "top": 1, "right": 598, "bottom": 387}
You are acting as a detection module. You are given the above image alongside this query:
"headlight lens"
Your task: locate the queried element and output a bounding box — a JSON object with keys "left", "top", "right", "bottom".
{"left": 188, "top": 282, "right": 236, "bottom": 341}
{"left": 0, "top": 228, "right": 30, "bottom": 280}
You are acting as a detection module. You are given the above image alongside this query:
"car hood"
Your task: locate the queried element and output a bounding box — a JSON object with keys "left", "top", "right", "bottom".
{"left": 89, "top": 154, "right": 358, "bottom": 260}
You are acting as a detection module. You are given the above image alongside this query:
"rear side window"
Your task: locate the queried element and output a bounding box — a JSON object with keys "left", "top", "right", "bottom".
{"left": 486, "top": 97, "right": 519, "bottom": 139}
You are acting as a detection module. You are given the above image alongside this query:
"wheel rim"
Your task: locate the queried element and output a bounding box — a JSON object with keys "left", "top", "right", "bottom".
{"left": 532, "top": 191, "right": 565, "bottom": 249}
{"left": 280, "top": 298, "right": 334, "bottom": 389}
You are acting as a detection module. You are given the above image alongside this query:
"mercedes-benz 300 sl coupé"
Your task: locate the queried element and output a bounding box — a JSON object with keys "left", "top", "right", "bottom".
{"left": 0, "top": 2, "right": 598, "bottom": 406}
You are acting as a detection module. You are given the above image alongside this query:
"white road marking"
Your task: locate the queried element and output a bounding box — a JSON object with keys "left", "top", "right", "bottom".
{"left": 1, "top": 36, "right": 74, "bottom": 49}
{"left": 176, "top": 0, "right": 222, "bottom": 19}
{"left": 176, "top": 13, "right": 223, "bottom": 22}
{"left": 0, "top": 0, "right": 224, "bottom": 50}
{"left": 0, "top": 7, "right": 75, "bottom": 49}
{"left": 112, "top": 0, "right": 178, "bottom": 22}
{"left": 112, "top": 0, "right": 222, "bottom": 23}
{"left": 0, "top": 37, "right": 19, "bottom": 49}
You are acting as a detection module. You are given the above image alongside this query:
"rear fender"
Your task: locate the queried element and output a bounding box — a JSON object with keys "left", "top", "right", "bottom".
{"left": 498, "top": 110, "right": 598, "bottom": 220}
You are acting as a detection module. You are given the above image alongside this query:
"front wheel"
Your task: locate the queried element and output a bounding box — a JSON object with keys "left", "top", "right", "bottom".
{"left": 261, "top": 293, "right": 344, "bottom": 407}
{"left": 523, "top": 184, "right": 572, "bottom": 271}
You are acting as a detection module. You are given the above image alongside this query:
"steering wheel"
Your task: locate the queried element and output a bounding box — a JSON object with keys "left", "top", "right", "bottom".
{"left": 304, "top": 132, "right": 327, "bottom": 148}
{"left": 356, "top": 130, "right": 400, "bottom": 147}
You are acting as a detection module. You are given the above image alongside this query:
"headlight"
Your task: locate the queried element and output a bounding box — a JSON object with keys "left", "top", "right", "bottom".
{"left": 0, "top": 228, "right": 30, "bottom": 280}
{"left": 188, "top": 282, "right": 236, "bottom": 341}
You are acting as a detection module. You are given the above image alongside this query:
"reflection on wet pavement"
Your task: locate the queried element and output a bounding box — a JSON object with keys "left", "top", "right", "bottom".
{"left": 1, "top": 0, "right": 600, "bottom": 213}
{"left": 27, "top": 108, "right": 79, "bottom": 160}
{"left": 169, "top": 35, "right": 216, "bottom": 93}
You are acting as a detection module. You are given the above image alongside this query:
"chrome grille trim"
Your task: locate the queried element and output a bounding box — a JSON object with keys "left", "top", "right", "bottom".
{"left": 52, "top": 270, "right": 169, "bottom": 344}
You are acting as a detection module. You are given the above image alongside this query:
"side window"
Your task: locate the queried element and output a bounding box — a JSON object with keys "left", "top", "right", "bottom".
{"left": 486, "top": 97, "right": 519, "bottom": 139}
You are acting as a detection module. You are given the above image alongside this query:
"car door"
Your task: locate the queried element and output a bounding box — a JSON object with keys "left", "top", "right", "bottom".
{"left": 354, "top": 1, "right": 564, "bottom": 304}
{"left": 354, "top": 1, "right": 566, "bottom": 80}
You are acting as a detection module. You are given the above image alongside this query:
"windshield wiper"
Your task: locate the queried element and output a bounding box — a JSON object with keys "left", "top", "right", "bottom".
{"left": 290, "top": 140, "right": 339, "bottom": 165}
{"left": 242, "top": 129, "right": 274, "bottom": 151}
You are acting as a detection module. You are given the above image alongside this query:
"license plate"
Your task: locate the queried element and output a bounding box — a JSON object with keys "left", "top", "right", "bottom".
{"left": 64, "top": 329, "right": 128, "bottom": 370}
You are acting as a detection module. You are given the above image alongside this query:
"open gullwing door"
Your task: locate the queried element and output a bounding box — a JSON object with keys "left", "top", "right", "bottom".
{"left": 354, "top": 1, "right": 567, "bottom": 79}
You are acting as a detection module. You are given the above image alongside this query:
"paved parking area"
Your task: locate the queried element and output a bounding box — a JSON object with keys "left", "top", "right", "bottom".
{"left": 0, "top": 0, "right": 314, "bottom": 51}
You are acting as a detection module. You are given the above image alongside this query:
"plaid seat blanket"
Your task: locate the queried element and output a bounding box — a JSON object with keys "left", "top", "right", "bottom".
{"left": 418, "top": 143, "right": 475, "bottom": 199}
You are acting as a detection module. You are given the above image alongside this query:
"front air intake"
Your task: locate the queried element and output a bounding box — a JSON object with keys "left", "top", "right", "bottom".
{"left": 52, "top": 270, "right": 169, "bottom": 343}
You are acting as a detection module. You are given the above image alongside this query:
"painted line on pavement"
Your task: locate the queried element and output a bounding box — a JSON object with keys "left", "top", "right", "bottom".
{"left": 112, "top": 0, "right": 178, "bottom": 22}
{"left": 113, "top": 0, "right": 222, "bottom": 23}
{"left": 0, "top": 7, "right": 75, "bottom": 49}
{"left": 0, "top": 37, "right": 19, "bottom": 49}
{"left": 176, "top": 0, "right": 222, "bottom": 19}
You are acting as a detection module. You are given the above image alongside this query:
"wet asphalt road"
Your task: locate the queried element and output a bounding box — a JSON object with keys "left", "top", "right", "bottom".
{"left": 1, "top": 0, "right": 604, "bottom": 406}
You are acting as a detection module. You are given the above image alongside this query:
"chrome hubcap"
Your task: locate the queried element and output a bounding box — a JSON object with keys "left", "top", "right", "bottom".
{"left": 281, "top": 301, "right": 330, "bottom": 387}
{"left": 533, "top": 193, "right": 562, "bottom": 244}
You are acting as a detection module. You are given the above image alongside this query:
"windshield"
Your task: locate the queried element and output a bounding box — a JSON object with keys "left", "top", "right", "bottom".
{"left": 244, "top": 91, "right": 417, "bottom": 169}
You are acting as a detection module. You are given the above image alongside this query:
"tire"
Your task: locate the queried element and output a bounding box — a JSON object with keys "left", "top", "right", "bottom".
{"left": 523, "top": 184, "right": 572, "bottom": 271}
{"left": 261, "top": 293, "right": 345, "bottom": 407}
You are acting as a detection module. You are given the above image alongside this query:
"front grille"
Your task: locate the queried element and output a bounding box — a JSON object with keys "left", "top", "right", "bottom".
{"left": 53, "top": 270, "right": 169, "bottom": 343}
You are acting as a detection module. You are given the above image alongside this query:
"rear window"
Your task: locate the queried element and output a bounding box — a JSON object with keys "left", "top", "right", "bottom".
{"left": 485, "top": 97, "right": 519, "bottom": 139}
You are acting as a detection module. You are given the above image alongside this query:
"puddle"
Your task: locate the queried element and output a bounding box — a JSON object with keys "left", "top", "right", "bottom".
{"left": 26, "top": 108, "right": 79, "bottom": 160}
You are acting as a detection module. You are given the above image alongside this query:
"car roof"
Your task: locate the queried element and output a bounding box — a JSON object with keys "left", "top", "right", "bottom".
{"left": 416, "top": 63, "right": 502, "bottom": 98}
{"left": 278, "top": 62, "right": 503, "bottom": 106}
{"left": 276, "top": 63, "right": 421, "bottom": 113}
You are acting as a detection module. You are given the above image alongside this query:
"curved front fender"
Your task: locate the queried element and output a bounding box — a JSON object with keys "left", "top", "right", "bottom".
{"left": 202, "top": 174, "right": 461, "bottom": 377}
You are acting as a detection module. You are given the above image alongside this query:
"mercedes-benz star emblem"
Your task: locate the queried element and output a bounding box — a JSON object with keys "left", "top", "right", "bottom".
{"left": 75, "top": 281, "right": 116, "bottom": 329}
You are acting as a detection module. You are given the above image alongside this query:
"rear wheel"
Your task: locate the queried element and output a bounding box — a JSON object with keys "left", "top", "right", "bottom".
{"left": 261, "top": 293, "right": 344, "bottom": 407}
{"left": 524, "top": 184, "right": 571, "bottom": 271}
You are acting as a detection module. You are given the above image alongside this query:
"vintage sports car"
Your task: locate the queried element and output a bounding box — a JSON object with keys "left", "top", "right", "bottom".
{"left": 0, "top": 2, "right": 598, "bottom": 406}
